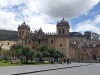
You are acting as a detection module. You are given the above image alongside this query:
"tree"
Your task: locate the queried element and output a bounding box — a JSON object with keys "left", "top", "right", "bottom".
{"left": 9, "top": 44, "right": 22, "bottom": 60}
{"left": 91, "top": 32, "right": 100, "bottom": 39}
{"left": 49, "top": 47, "right": 64, "bottom": 59}
{"left": 10, "top": 44, "right": 35, "bottom": 63}
{"left": 3, "top": 50, "right": 10, "bottom": 63}
{"left": 35, "top": 44, "right": 50, "bottom": 62}
{"left": 35, "top": 44, "right": 64, "bottom": 62}
{"left": 29, "top": 50, "right": 35, "bottom": 61}
{"left": 23, "top": 46, "right": 34, "bottom": 63}
{"left": 34, "top": 51, "right": 43, "bottom": 62}
{"left": 0, "top": 46, "right": 2, "bottom": 57}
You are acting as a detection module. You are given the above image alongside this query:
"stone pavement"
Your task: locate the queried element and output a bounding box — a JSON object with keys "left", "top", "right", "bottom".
{"left": 24, "top": 63, "right": 100, "bottom": 75}
{"left": 0, "top": 63, "right": 94, "bottom": 75}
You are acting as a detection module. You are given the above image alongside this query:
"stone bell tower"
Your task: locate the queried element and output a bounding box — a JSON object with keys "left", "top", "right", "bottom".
{"left": 17, "top": 22, "right": 30, "bottom": 37}
{"left": 55, "top": 18, "right": 70, "bottom": 58}
{"left": 17, "top": 22, "right": 31, "bottom": 46}
{"left": 57, "top": 18, "right": 69, "bottom": 36}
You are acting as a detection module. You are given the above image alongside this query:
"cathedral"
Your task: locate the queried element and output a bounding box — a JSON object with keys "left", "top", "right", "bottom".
{"left": 17, "top": 18, "right": 100, "bottom": 61}
{"left": 17, "top": 18, "right": 70, "bottom": 58}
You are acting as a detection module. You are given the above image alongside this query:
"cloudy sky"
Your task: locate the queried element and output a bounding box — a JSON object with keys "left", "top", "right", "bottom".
{"left": 0, "top": 0, "right": 100, "bottom": 34}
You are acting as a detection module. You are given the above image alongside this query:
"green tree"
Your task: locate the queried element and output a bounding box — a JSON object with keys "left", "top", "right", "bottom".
{"left": 49, "top": 47, "right": 64, "bottom": 59}
{"left": 0, "top": 46, "right": 2, "bottom": 57}
{"left": 53, "top": 50, "right": 64, "bottom": 59}
{"left": 23, "top": 46, "right": 34, "bottom": 63}
{"left": 10, "top": 44, "right": 34, "bottom": 63}
{"left": 3, "top": 50, "right": 10, "bottom": 63}
{"left": 35, "top": 44, "right": 50, "bottom": 62}
{"left": 9, "top": 44, "right": 22, "bottom": 60}
{"left": 29, "top": 50, "right": 35, "bottom": 61}
{"left": 34, "top": 51, "right": 43, "bottom": 62}
{"left": 35, "top": 44, "right": 64, "bottom": 62}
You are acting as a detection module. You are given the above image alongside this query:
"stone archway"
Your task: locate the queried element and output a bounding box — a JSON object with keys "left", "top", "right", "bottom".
{"left": 92, "top": 54, "right": 96, "bottom": 60}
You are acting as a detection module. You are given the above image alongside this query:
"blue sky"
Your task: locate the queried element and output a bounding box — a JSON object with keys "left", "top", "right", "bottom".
{"left": 70, "top": 2, "right": 100, "bottom": 32}
{"left": 0, "top": 0, "right": 100, "bottom": 34}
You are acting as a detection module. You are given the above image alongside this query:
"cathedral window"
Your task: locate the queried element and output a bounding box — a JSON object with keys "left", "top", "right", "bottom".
{"left": 51, "top": 40, "right": 53, "bottom": 44}
{"left": 22, "top": 31, "right": 24, "bottom": 35}
{"left": 62, "top": 28, "right": 65, "bottom": 34}
{"left": 59, "top": 29, "right": 61, "bottom": 34}
{"left": 29, "top": 40, "right": 30, "bottom": 44}
{"left": 19, "top": 31, "right": 21, "bottom": 36}
{"left": 38, "top": 39, "right": 40, "bottom": 44}
{"left": 60, "top": 44, "right": 62, "bottom": 47}
{"left": 83, "top": 49, "right": 86, "bottom": 52}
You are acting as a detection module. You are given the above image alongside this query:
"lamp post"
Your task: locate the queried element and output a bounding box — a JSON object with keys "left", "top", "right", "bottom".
{"left": 79, "top": 47, "right": 81, "bottom": 62}
{"left": 21, "top": 36, "right": 24, "bottom": 65}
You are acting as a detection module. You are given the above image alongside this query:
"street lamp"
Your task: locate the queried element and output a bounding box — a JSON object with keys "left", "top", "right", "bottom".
{"left": 21, "top": 36, "right": 24, "bottom": 65}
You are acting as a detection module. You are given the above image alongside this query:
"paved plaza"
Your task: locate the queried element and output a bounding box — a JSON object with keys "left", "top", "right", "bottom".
{"left": 0, "top": 63, "right": 100, "bottom": 75}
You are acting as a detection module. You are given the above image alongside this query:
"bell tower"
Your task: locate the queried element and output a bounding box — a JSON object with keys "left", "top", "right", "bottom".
{"left": 55, "top": 18, "right": 70, "bottom": 58}
{"left": 56, "top": 18, "right": 70, "bottom": 37}
{"left": 17, "top": 22, "right": 30, "bottom": 37}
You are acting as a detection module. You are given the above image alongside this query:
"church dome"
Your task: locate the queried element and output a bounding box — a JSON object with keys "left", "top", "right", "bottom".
{"left": 18, "top": 22, "right": 30, "bottom": 30}
{"left": 57, "top": 18, "right": 70, "bottom": 27}
{"left": 38, "top": 27, "right": 45, "bottom": 34}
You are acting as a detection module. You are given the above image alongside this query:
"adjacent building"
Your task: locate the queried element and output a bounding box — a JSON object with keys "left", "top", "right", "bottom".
{"left": 0, "top": 40, "right": 16, "bottom": 56}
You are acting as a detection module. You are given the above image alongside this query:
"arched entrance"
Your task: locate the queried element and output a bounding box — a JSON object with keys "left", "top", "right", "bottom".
{"left": 92, "top": 54, "right": 96, "bottom": 60}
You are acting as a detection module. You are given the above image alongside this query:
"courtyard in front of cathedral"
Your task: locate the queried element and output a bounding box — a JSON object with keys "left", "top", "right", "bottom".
{"left": 0, "top": 63, "right": 100, "bottom": 75}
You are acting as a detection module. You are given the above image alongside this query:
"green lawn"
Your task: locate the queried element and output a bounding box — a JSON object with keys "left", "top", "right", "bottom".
{"left": 0, "top": 61, "right": 20, "bottom": 66}
{"left": 0, "top": 60, "right": 51, "bottom": 66}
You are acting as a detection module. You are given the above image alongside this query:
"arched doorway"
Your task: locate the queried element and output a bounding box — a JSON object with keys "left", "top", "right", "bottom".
{"left": 92, "top": 54, "right": 96, "bottom": 60}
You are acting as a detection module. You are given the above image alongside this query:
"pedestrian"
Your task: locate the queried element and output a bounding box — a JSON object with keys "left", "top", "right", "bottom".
{"left": 64, "top": 58, "right": 66, "bottom": 63}
{"left": 92, "top": 60, "right": 93, "bottom": 63}
{"left": 62, "top": 58, "right": 64, "bottom": 64}
{"left": 66, "top": 59, "right": 69, "bottom": 64}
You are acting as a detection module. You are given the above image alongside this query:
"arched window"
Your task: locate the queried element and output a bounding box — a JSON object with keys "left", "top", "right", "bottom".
{"left": 22, "top": 31, "right": 24, "bottom": 35}
{"left": 26, "top": 31, "right": 29, "bottom": 36}
{"left": 60, "top": 44, "right": 62, "bottom": 47}
{"left": 38, "top": 39, "right": 40, "bottom": 44}
{"left": 59, "top": 29, "right": 61, "bottom": 34}
{"left": 29, "top": 40, "right": 30, "bottom": 44}
{"left": 51, "top": 40, "right": 53, "bottom": 44}
{"left": 19, "top": 31, "right": 21, "bottom": 36}
{"left": 62, "top": 28, "right": 65, "bottom": 34}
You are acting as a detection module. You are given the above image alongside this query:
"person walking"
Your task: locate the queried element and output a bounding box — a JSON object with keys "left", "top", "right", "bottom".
{"left": 61, "top": 58, "right": 64, "bottom": 64}
{"left": 66, "top": 59, "right": 69, "bottom": 64}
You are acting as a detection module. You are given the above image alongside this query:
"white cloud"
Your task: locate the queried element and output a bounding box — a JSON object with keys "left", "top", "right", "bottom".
{"left": 75, "top": 14, "right": 100, "bottom": 34}
{"left": 27, "top": 16, "right": 56, "bottom": 33}
{"left": 0, "top": 9, "right": 21, "bottom": 31}
{"left": 42, "top": 0, "right": 100, "bottom": 18}
{"left": 0, "top": 0, "right": 100, "bottom": 34}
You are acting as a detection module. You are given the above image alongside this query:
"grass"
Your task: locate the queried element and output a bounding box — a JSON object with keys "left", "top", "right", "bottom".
{"left": 23, "top": 61, "right": 51, "bottom": 65}
{"left": 0, "top": 60, "right": 51, "bottom": 66}
{"left": 0, "top": 61, "right": 20, "bottom": 66}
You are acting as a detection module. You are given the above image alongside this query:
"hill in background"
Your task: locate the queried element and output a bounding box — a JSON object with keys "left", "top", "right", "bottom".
{"left": 0, "top": 29, "right": 17, "bottom": 41}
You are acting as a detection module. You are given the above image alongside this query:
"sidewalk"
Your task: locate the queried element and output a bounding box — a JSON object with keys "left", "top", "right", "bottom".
{"left": 0, "top": 63, "right": 92, "bottom": 75}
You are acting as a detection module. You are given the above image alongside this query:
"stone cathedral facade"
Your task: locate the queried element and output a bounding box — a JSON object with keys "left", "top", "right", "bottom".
{"left": 17, "top": 18, "right": 70, "bottom": 58}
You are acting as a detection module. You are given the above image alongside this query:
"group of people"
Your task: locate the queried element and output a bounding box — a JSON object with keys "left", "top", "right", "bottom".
{"left": 61, "top": 58, "right": 71, "bottom": 64}
{"left": 50, "top": 58, "right": 71, "bottom": 64}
